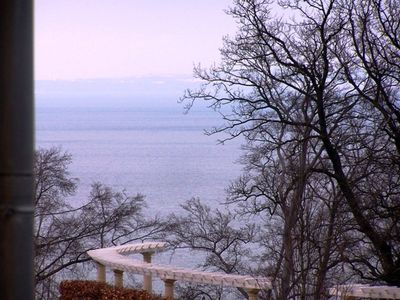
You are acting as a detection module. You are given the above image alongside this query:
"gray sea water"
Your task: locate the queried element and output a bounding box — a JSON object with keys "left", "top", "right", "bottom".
{"left": 35, "top": 96, "right": 243, "bottom": 214}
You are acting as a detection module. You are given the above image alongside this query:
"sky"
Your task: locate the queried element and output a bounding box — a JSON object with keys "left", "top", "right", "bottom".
{"left": 35, "top": 0, "right": 237, "bottom": 81}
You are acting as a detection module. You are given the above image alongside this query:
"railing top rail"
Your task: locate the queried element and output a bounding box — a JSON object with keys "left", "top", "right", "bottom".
{"left": 111, "top": 242, "right": 168, "bottom": 255}
{"left": 87, "top": 243, "right": 271, "bottom": 290}
{"left": 329, "top": 284, "right": 400, "bottom": 299}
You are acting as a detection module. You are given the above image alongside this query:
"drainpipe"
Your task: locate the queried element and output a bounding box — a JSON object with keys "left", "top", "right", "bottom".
{"left": 0, "top": 1, "right": 34, "bottom": 299}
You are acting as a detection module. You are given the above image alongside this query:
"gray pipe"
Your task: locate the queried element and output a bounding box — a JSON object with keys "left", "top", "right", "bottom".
{"left": 0, "top": 1, "right": 34, "bottom": 299}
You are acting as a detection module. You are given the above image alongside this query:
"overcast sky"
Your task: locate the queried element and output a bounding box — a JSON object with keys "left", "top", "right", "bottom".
{"left": 35, "top": 0, "right": 236, "bottom": 80}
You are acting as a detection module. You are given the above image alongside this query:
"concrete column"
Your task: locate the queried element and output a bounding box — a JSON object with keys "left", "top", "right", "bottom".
{"left": 142, "top": 252, "right": 153, "bottom": 292}
{"left": 163, "top": 279, "right": 176, "bottom": 300}
{"left": 246, "top": 288, "right": 260, "bottom": 300}
{"left": 0, "top": 1, "right": 34, "bottom": 299}
{"left": 96, "top": 262, "right": 106, "bottom": 282}
{"left": 113, "top": 269, "right": 124, "bottom": 288}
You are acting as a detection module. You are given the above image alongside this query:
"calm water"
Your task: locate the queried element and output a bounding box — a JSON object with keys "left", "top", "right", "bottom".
{"left": 35, "top": 96, "right": 243, "bottom": 215}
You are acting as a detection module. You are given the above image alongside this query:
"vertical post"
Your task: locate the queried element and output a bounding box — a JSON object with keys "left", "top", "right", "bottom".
{"left": 0, "top": 1, "right": 34, "bottom": 300}
{"left": 246, "top": 289, "right": 260, "bottom": 300}
{"left": 113, "top": 269, "right": 124, "bottom": 288}
{"left": 163, "top": 279, "right": 176, "bottom": 300}
{"left": 142, "top": 252, "right": 153, "bottom": 292}
{"left": 96, "top": 262, "right": 106, "bottom": 282}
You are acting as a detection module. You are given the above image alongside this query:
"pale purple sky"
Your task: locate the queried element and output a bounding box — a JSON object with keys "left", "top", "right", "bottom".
{"left": 35, "top": 0, "right": 236, "bottom": 80}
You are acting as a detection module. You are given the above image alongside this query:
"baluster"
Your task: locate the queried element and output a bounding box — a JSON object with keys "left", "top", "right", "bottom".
{"left": 96, "top": 262, "right": 106, "bottom": 282}
{"left": 163, "top": 279, "right": 176, "bottom": 300}
{"left": 142, "top": 252, "right": 153, "bottom": 292}
{"left": 113, "top": 269, "right": 124, "bottom": 287}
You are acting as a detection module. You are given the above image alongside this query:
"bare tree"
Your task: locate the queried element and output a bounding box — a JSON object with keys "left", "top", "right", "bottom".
{"left": 226, "top": 114, "right": 351, "bottom": 299}
{"left": 167, "top": 198, "right": 256, "bottom": 299}
{"left": 175, "top": 282, "right": 225, "bottom": 300}
{"left": 34, "top": 147, "right": 169, "bottom": 299}
{"left": 182, "top": 0, "right": 400, "bottom": 294}
{"left": 331, "top": 1, "right": 400, "bottom": 283}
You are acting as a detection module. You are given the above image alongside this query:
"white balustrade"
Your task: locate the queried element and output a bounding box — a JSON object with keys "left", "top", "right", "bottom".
{"left": 329, "top": 284, "right": 400, "bottom": 299}
{"left": 87, "top": 242, "right": 271, "bottom": 299}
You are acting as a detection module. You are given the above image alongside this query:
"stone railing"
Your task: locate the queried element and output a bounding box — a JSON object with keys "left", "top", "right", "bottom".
{"left": 329, "top": 284, "right": 400, "bottom": 299}
{"left": 87, "top": 242, "right": 271, "bottom": 300}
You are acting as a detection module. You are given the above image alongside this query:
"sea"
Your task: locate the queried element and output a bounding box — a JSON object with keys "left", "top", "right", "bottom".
{"left": 35, "top": 95, "right": 243, "bottom": 213}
